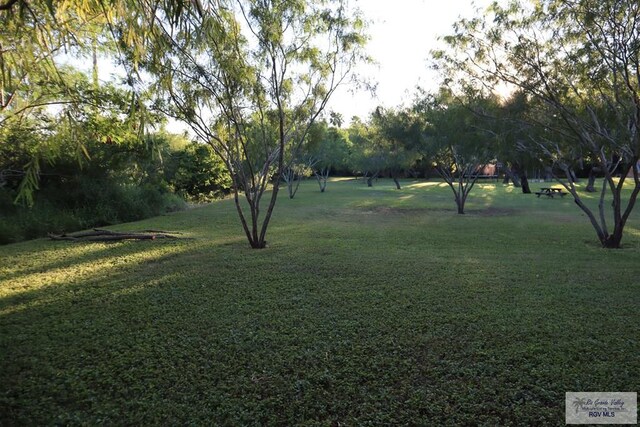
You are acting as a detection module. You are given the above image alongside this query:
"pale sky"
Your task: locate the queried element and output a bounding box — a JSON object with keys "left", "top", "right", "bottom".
{"left": 328, "top": 0, "right": 491, "bottom": 124}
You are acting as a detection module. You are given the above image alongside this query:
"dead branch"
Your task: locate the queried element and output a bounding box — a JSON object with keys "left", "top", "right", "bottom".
{"left": 48, "top": 229, "right": 182, "bottom": 242}
{"left": 140, "top": 229, "right": 183, "bottom": 234}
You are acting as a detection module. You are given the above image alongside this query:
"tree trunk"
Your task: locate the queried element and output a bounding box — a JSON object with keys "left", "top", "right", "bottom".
{"left": 602, "top": 230, "right": 623, "bottom": 248}
{"left": 544, "top": 167, "right": 553, "bottom": 182}
{"left": 520, "top": 171, "right": 531, "bottom": 194}
{"left": 392, "top": 176, "right": 401, "bottom": 190}
{"left": 454, "top": 175, "right": 478, "bottom": 214}
{"left": 253, "top": 176, "right": 279, "bottom": 249}
{"left": 366, "top": 171, "right": 378, "bottom": 187}
{"left": 249, "top": 238, "right": 266, "bottom": 248}
{"left": 230, "top": 179, "right": 257, "bottom": 248}
{"left": 436, "top": 162, "right": 479, "bottom": 215}
{"left": 510, "top": 163, "right": 529, "bottom": 193}
{"left": 315, "top": 168, "right": 329, "bottom": 192}
{"left": 586, "top": 167, "right": 599, "bottom": 192}
{"left": 282, "top": 167, "right": 302, "bottom": 199}
{"left": 506, "top": 168, "right": 521, "bottom": 187}
{"left": 554, "top": 159, "right": 640, "bottom": 250}
{"left": 568, "top": 168, "right": 579, "bottom": 183}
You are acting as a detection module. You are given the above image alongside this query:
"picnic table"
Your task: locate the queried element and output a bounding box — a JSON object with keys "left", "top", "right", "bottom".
{"left": 535, "top": 187, "right": 567, "bottom": 198}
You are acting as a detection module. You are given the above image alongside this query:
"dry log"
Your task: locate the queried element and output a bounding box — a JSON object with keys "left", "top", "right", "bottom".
{"left": 58, "top": 229, "right": 114, "bottom": 238}
{"left": 49, "top": 228, "right": 182, "bottom": 242}
{"left": 140, "top": 229, "right": 183, "bottom": 234}
{"left": 48, "top": 234, "right": 80, "bottom": 241}
{"left": 82, "top": 234, "right": 157, "bottom": 241}
{"left": 92, "top": 228, "right": 180, "bottom": 237}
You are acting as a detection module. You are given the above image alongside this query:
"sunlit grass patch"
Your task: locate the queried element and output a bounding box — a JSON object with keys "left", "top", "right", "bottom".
{"left": 405, "top": 180, "right": 449, "bottom": 189}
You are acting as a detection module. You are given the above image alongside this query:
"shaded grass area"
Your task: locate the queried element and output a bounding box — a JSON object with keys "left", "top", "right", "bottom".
{"left": 1, "top": 178, "right": 639, "bottom": 425}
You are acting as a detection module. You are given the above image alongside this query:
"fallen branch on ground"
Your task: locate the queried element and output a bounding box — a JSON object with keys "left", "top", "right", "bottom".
{"left": 48, "top": 228, "right": 182, "bottom": 242}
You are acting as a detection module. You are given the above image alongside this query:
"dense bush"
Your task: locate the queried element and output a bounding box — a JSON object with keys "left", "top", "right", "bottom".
{"left": 0, "top": 122, "right": 229, "bottom": 244}
{"left": 0, "top": 182, "right": 186, "bottom": 245}
{"left": 164, "top": 142, "right": 232, "bottom": 202}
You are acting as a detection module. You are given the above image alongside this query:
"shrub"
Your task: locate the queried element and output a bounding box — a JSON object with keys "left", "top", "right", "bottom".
{"left": 0, "top": 125, "right": 206, "bottom": 244}
{"left": 0, "top": 182, "right": 187, "bottom": 245}
{"left": 166, "top": 143, "right": 232, "bottom": 202}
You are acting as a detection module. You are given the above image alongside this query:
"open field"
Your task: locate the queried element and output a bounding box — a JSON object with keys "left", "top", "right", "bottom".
{"left": 1, "top": 178, "right": 639, "bottom": 425}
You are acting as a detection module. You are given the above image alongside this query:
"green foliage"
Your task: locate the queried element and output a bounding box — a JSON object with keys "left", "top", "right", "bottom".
{"left": 0, "top": 0, "right": 123, "bottom": 127}
{"left": 347, "top": 116, "right": 384, "bottom": 176}
{"left": 1, "top": 180, "right": 639, "bottom": 424}
{"left": 370, "top": 107, "right": 421, "bottom": 179}
{"left": 166, "top": 142, "right": 232, "bottom": 202}
{"left": 304, "top": 119, "right": 350, "bottom": 171}
{"left": 144, "top": 0, "right": 368, "bottom": 248}
{"left": 433, "top": 0, "right": 640, "bottom": 246}
{"left": 0, "top": 0, "right": 192, "bottom": 208}
{"left": 2, "top": 0, "right": 368, "bottom": 249}
{"left": 0, "top": 180, "right": 186, "bottom": 245}
{"left": 410, "top": 90, "right": 499, "bottom": 212}
{"left": 0, "top": 113, "right": 234, "bottom": 244}
{"left": 415, "top": 89, "right": 494, "bottom": 164}
{"left": 344, "top": 108, "right": 423, "bottom": 185}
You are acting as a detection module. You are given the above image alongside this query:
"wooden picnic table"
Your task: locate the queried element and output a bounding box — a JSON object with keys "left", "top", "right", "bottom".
{"left": 535, "top": 187, "right": 567, "bottom": 198}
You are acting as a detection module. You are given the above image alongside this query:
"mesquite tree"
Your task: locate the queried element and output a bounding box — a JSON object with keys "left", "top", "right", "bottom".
{"left": 489, "top": 91, "right": 541, "bottom": 193}
{"left": 348, "top": 120, "right": 386, "bottom": 187}
{"left": 369, "top": 107, "right": 420, "bottom": 190}
{"left": 436, "top": 148, "right": 485, "bottom": 215}
{"left": 146, "top": 0, "right": 366, "bottom": 248}
{"left": 281, "top": 159, "right": 316, "bottom": 199}
{"left": 304, "top": 120, "right": 349, "bottom": 192}
{"left": 415, "top": 91, "right": 493, "bottom": 214}
{"left": 435, "top": 0, "right": 640, "bottom": 248}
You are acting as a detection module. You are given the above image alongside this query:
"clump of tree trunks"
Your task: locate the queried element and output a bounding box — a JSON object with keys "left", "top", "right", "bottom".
{"left": 49, "top": 229, "right": 182, "bottom": 242}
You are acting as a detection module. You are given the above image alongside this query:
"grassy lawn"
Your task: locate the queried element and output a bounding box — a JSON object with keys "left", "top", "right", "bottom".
{"left": 1, "top": 178, "right": 639, "bottom": 425}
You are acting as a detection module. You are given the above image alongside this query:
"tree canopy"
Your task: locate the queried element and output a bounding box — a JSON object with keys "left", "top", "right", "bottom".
{"left": 433, "top": 0, "right": 640, "bottom": 246}
{"left": 139, "top": 0, "right": 367, "bottom": 248}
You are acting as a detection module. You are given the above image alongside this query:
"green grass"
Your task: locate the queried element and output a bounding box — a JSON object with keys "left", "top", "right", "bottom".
{"left": 1, "top": 178, "right": 639, "bottom": 425}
